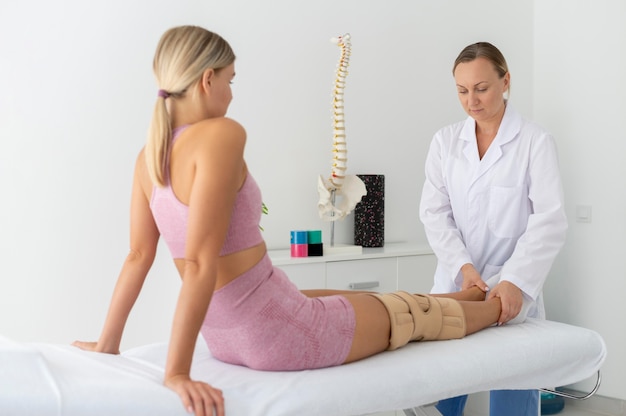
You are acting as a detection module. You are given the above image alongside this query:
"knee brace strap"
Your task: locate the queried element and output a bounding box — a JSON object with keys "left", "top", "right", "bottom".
{"left": 371, "top": 291, "right": 466, "bottom": 350}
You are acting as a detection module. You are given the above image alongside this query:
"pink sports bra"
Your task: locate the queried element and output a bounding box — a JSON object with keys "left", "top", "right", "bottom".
{"left": 149, "top": 127, "right": 264, "bottom": 259}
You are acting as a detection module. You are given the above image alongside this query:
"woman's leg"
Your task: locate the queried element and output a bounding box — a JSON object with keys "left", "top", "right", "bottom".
{"left": 342, "top": 293, "right": 391, "bottom": 363}
{"left": 459, "top": 298, "right": 501, "bottom": 335}
{"left": 433, "top": 286, "right": 486, "bottom": 302}
{"left": 340, "top": 293, "right": 502, "bottom": 364}
{"left": 302, "top": 286, "right": 486, "bottom": 302}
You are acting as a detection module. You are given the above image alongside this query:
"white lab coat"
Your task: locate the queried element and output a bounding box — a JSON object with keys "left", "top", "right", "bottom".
{"left": 419, "top": 104, "right": 567, "bottom": 318}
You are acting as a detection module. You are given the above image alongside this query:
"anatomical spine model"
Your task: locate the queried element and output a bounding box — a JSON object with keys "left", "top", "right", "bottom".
{"left": 317, "top": 33, "right": 366, "bottom": 222}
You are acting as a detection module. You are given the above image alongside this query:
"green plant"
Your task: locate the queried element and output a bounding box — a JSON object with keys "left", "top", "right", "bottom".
{"left": 259, "top": 202, "right": 269, "bottom": 231}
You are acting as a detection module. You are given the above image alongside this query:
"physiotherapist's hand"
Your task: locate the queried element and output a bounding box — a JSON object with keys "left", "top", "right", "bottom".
{"left": 460, "top": 263, "right": 489, "bottom": 292}
{"left": 487, "top": 281, "right": 523, "bottom": 325}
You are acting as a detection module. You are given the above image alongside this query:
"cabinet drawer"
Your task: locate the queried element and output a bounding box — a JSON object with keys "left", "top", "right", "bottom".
{"left": 326, "top": 258, "right": 397, "bottom": 293}
{"left": 278, "top": 263, "right": 325, "bottom": 290}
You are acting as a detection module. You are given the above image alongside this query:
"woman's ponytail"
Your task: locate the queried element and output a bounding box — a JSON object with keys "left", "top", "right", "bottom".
{"left": 145, "top": 26, "right": 235, "bottom": 187}
{"left": 145, "top": 93, "right": 171, "bottom": 187}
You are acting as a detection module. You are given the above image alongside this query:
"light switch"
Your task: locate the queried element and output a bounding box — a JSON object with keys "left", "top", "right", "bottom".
{"left": 575, "top": 205, "right": 592, "bottom": 223}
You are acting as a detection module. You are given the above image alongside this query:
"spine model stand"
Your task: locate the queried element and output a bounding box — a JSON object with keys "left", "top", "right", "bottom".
{"left": 317, "top": 33, "right": 366, "bottom": 237}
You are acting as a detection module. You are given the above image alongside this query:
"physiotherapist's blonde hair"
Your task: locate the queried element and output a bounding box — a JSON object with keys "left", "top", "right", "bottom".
{"left": 146, "top": 25, "right": 236, "bottom": 187}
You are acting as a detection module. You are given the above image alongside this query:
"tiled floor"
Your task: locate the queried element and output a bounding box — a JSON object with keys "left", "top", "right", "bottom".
{"left": 559, "top": 406, "right": 609, "bottom": 416}
{"left": 559, "top": 394, "right": 624, "bottom": 416}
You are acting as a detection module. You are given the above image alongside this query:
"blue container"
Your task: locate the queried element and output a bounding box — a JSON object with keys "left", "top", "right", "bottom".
{"left": 290, "top": 230, "right": 308, "bottom": 244}
{"left": 541, "top": 392, "right": 564, "bottom": 415}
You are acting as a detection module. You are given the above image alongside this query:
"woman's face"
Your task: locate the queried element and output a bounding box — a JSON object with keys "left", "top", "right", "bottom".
{"left": 453, "top": 57, "right": 509, "bottom": 124}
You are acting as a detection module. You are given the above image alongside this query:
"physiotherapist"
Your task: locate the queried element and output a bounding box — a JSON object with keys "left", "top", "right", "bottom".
{"left": 419, "top": 42, "right": 568, "bottom": 416}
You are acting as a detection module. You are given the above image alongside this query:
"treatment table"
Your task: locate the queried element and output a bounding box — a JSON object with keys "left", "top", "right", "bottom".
{"left": 0, "top": 318, "right": 606, "bottom": 415}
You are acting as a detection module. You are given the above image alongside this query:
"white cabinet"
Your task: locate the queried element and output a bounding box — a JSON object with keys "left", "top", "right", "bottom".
{"left": 268, "top": 242, "right": 437, "bottom": 416}
{"left": 326, "top": 257, "right": 397, "bottom": 292}
{"left": 270, "top": 242, "right": 436, "bottom": 295}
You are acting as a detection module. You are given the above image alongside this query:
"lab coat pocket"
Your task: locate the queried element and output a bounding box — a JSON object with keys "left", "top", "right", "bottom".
{"left": 488, "top": 186, "right": 525, "bottom": 239}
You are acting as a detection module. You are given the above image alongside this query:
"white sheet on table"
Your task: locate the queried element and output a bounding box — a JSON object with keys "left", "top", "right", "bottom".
{"left": 0, "top": 318, "right": 607, "bottom": 416}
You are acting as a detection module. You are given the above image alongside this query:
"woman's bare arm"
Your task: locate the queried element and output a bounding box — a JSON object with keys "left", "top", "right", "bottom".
{"left": 73, "top": 151, "right": 159, "bottom": 353}
{"left": 163, "top": 118, "right": 246, "bottom": 416}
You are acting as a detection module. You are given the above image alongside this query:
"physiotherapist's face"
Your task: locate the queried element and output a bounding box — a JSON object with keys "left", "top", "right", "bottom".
{"left": 453, "top": 57, "right": 510, "bottom": 124}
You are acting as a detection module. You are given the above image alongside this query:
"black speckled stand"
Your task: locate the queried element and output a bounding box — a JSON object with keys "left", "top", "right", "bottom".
{"left": 354, "top": 174, "right": 384, "bottom": 247}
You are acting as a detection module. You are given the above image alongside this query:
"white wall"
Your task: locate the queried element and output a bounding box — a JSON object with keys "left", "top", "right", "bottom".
{"left": 534, "top": 0, "right": 626, "bottom": 401}
{"left": 0, "top": 0, "right": 534, "bottom": 351}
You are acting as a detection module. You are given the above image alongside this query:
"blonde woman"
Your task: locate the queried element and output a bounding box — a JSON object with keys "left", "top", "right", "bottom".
{"left": 75, "top": 27, "right": 506, "bottom": 416}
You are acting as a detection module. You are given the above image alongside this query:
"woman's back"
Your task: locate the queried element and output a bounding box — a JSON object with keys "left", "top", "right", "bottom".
{"left": 141, "top": 118, "right": 267, "bottom": 287}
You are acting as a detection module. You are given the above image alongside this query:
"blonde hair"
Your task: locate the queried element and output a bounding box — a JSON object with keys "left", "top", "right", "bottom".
{"left": 146, "top": 26, "right": 235, "bottom": 187}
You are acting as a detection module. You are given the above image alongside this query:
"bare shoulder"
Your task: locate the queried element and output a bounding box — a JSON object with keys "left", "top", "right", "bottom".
{"left": 132, "top": 147, "right": 147, "bottom": 175}
{"left": 187, "top": 117, "right": 246, "bottom": 148}
{"left": 179, "top": 118, "right": 247, "bottom": 174}
{"left": 135, "top": 147, "right": 146, "bottom": 165}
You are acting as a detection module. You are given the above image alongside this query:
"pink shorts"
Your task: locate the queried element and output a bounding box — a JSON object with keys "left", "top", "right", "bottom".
{"left": 201, "top": 254, "right": 356, "bottom": 371}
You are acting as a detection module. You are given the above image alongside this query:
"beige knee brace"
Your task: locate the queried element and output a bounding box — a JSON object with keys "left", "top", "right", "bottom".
{"left": 371, "top": 291, "right": 467, "bottom": 350}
